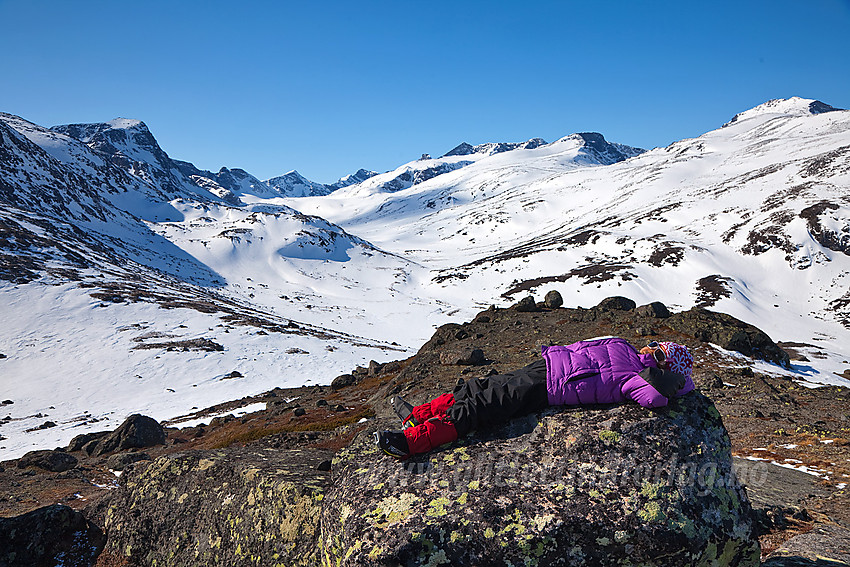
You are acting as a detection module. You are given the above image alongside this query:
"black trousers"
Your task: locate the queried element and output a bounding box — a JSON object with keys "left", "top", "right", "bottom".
{"left": 446, "top": 358, "right": 549, "bottom": 437}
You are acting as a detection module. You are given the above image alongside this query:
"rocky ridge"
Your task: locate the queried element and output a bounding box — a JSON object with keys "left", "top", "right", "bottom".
{"left": 2, "top": 296, "right": 848, "bottom": 566}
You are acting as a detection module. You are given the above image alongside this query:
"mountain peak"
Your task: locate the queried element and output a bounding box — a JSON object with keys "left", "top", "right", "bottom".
{"left": 441, "top": 138, "right": 547, "bottom": 158}
{"left": 266, "top": 170, "right": 332, "bottom": 197}
{"left": 552, "top": 132, "right": 644, "bottom": 164}
{"left": 724, "top": 97, "right": 843, "bottom": 127}
{"left": 104, "top": 117, "right": 147, "bottom": 131}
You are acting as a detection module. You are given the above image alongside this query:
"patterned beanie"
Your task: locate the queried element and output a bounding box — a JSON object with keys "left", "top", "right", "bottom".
{"left": 657, "top": 342, "right": 694, "bottom": 379}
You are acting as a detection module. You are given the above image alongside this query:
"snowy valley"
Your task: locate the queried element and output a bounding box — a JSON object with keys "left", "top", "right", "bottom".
{"left": 1, "top": 97, "right": 849, "bottom": 461}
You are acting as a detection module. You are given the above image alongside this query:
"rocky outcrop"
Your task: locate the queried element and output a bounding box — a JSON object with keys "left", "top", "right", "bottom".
{"left": 321, "top": 392, "right": 760, "bottom": 566}
{"left": 666, "top": 308, "right": 791, "bottom": 368}
{"left": 636, "top": 301, "right": 671, "bottom": 318}
{"left": 105, "top": 451, "right": 150, "bottom": 471}
{"left": 16, "top": 449, "right": 77, "bottom": 472}
{"left": 93, "top": 447, "right": 332, "bottom": 566}
{"left": 0, "top": 504, "right": 104, "bottom": 567}
{"left": 5, "top": 297, "right": 818, "bottom": 565}
{"left": 73, "top": 414, "right": 166, "bottom": 457}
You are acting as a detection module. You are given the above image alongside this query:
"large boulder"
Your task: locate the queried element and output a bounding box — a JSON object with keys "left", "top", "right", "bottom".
{"left": 321, "top": 392, "right": 760, "bottom": 566}
{"left": 666, "top": 308, "right": 791, "bottom": 368}
{"left": 83, "top": 414, "right": 166, "bottom": 456}
{"left": 596, "top": 296, "right": 637, "bottom": 311}
{"left": 0, "top": 504, "right": 104, "bottom": 567}
{"left": 16, "top": 449, "right": 77, "bottom": 472}
{"left": 94, "top": 446, "right": 332, "bottom": 566}
{"left": 636, "top": 301, "right": 671, "bottom": 318}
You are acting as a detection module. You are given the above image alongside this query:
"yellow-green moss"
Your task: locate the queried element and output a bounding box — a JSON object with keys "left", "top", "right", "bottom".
{"left": 598, "top": 430, "right": 621, "bottom": 444}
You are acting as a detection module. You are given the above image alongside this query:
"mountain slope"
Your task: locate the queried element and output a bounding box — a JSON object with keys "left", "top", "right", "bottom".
{"left": 288, "top": 98, "right": 850, "bottom": 373}
{"left": 1, "top": 97, "right": 848, "bottom": 462}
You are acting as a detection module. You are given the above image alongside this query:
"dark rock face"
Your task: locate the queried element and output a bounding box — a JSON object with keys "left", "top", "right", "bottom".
{"left": 597, "top": 296, "right": 637, "bottom": 311}
{"left": 95, "top": 447, "right": 332, "bottom": 566}
{"left": 322, "top": 392, "right": 760, "bottom": 566}
{"left": 636, "top": 302, "right": 671, "bottom": 318}
{"left": 575, "top": 132, "right": 644, "bottom": 164}
{"left": 16, "top": 449, "right": 78, "bottom": 472}
{"left": 799, "top": 201, "right": 850, "bottom": 257}
{"left": 67, "top": 431, "right": 109, "bottom": 452}
{"left": 667, "top": 308, "right": 791, "bottom": 368}
{"left": 0, "top": 504, "right": 104, "bottom": 567}
{"left": 84, "top": 414, "right": 166, "bottom": 456}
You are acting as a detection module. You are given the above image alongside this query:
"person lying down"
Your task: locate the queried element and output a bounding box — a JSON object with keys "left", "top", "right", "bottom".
{"left": 375, "top": 337, "right": 695, "bottom": 460}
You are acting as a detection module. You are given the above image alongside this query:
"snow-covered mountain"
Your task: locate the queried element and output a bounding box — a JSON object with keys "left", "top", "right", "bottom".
{"left": 266, "top": 170, "right": 333, "bottom": 197}
{"left": 287, "top": 98, "right": 849, "bottom": 343}
{"left": 1, "top": 97, "right": 849, "bottom": 460}
{"left": 321, "top": 133, "right": 643, "bottom": 198}
{"left": 264, "top": 168, "right": 380, "bottom": 197}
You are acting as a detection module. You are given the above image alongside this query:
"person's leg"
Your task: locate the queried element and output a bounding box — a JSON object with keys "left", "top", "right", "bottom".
{"left": 403, "top": 416, "right": 460, "bottom": 455}
{"left": 409, "top": 392, "right": 456, "bottom": 424}
{"left": 446, "top": 358, "right": 548, "bottom": 436}
{"left": 380, "top": 358, "right": 549, "bottom": 459}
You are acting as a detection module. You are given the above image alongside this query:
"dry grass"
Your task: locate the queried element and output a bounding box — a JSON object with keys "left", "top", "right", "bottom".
{"left": 209, "top": 407, "right": 376, "bottom": 449}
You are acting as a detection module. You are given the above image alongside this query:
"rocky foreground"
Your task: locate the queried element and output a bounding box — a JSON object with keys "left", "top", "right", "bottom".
{"left": 1, "top": 295, "right": 849, "bottom": 566}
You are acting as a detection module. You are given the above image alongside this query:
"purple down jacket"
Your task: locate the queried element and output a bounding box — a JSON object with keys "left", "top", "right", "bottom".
{"left": 542, "top": 337, "right": 695, "bottom": 409}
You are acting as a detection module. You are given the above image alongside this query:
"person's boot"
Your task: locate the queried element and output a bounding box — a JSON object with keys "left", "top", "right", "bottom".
{"left": 374, "top": 430, "right": 411, "bottom": 460}
{"left": 391, "top": 396, "right": 416, "bottom": 429}
{"left": 403, "top": 416, "right": 459, "bottom": 456}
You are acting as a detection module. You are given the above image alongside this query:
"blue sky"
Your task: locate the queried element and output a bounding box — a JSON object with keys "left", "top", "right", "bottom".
{"left": 2, "top": 0, "right": 849, "bottom": 183}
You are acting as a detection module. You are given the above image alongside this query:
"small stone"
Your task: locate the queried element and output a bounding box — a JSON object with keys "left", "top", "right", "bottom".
{"left": 1, "top": 400, "right": 13, "bottom": 405}
{"left": 513, "top": 296, "right": 539, "bottom": 312}
{"left": 544, "top": 290, "right": 563, "bottom": 309}
{"left": 333, "top": 404, "right": 346, "bottom": 412}
{"left": 705, "top": 374, "right": 724, "bottom": 389}
{"left": 209, "top": 415, "right": 235, "bottom": 427}
{"left": 294, "top": 408, "right": 306, "bottom": 417}
{"left": 38, "top": 421, "right": 57, "bottom": 430}
{"left": 440, "top": 349, "right": 486, "bottom": 366}
{"left": 331, "top": 374, "right": 356, "bottom": 391}
{"left": 316, "top": 399, "right": 329, "bottom": 407}
{"left": 317, "top": 460, "right": 332, "bottom": 472}
{"left": 368, "top": 360, "right": 384, "bottom": 376}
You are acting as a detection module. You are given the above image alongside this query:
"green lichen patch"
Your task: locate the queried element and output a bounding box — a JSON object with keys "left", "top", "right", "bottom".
{"left": 320, "top": 393, "right": 759, "bottom": 566}
{"left": 598, "top": 429, "right": 621, "bottom": 444}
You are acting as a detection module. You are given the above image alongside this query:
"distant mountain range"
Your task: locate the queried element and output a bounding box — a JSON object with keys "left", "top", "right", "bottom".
{"left": 1, "top": 97, "right": 848, "bottom": 460}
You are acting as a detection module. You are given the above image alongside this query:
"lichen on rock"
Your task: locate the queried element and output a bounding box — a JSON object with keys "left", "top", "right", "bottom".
{"left": 321, "top": 393, "right": 760, "bottom": 566}
{"left": 92, "top": 447, "right": 332, "bottom": 566}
